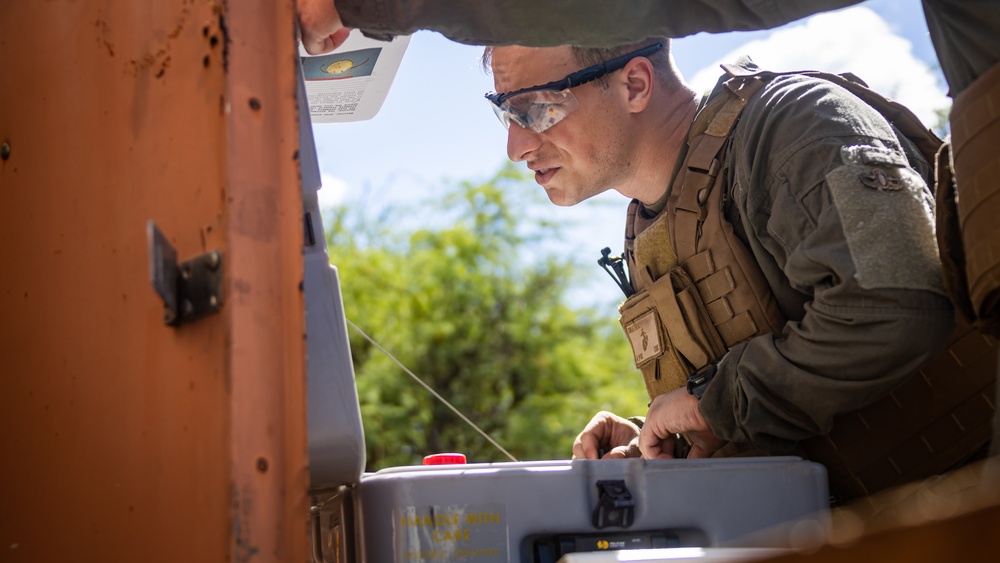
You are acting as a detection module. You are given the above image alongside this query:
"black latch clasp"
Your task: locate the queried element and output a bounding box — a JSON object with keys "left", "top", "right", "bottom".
{"left": 147, "top": 221, "right": 224, "bottom": 326}
{"left": 592, "top": 480, "right": 635, "bottom": 529}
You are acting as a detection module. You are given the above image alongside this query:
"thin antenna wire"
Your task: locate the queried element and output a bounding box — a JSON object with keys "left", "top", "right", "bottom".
{"left": 346, "top": 319, "right": 519, "bottom": 463}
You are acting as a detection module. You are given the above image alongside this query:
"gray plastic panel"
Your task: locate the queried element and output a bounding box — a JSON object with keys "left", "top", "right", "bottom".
{"left": 298, "top": 67, "right": 366, "bottom": 489}
{"left": 559, "top": 547, "right": 792, "bottom": 562}
{"left": 357, "top": 458, "right": 829, "bottom": 562}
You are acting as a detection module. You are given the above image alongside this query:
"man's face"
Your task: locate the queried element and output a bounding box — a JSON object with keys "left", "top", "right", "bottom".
{"left": 490, "top": 46, "right": 630, "bottom": 207}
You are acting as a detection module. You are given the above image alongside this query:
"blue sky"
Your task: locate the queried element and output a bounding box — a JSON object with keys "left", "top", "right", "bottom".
{"left": 312, "top": 0, "right": 947, "bottom": 306}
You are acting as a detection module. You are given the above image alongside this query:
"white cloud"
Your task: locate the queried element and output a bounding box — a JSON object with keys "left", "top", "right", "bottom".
{"left": 318, "top": 173, "right": 349, "bottom": 210}
{"left": 688, "top": 6, "right": 949, "bottom": 128}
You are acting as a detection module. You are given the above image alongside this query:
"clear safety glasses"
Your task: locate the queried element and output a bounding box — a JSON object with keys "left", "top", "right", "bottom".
{"left": 487, "top": 88, "right": 581, "bottom": 133}
{"left": 485, "top": 42, "right": 664, "bottom": 133}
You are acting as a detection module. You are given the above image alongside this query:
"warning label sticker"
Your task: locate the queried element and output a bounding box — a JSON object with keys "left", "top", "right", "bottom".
{"left": 396, "top": 504, "right": 508, "bottom": 562}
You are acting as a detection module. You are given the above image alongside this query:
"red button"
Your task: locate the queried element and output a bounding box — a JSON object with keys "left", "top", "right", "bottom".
{"left": 422, "top": 453, "right": 467, "bottom": 465}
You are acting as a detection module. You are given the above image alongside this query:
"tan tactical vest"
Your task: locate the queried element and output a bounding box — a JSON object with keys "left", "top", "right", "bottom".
{"left": 620, "top": 72, "right": 785, "bottom": 399}
{"left": 620, "top": 65, "right": 997, "bottom": 502}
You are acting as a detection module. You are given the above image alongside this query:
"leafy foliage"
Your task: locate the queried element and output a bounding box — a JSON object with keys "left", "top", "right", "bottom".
{"left": 326, "top": 165, "right": 648, "bottom": 470}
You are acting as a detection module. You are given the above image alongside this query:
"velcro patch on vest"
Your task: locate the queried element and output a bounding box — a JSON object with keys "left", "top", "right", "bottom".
{"left": 625, "top": 309, "right": 664, "bottom": 366}
{"left": 634, "top": 213, "right": 678, "bottom": 284}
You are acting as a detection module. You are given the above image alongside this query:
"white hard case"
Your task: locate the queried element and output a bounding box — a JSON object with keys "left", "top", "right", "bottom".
{"left": 355, "top": 458, "right": 827, "bottom": 562}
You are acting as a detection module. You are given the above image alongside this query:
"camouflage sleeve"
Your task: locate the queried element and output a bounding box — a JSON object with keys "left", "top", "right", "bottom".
{"left": 336, "top": 0, "right": 863, "bottom": 46}
{"left": 697, "top": 74, "right": 955, "bottom": 453}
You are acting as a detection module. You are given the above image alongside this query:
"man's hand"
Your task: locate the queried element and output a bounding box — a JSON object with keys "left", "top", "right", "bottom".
{"left": 299, "top": 0, "right": 353, "bottom": 55}
{"left": 638, "top": 387, "right": 726, "bottom": 459}
{"left": 572, "top": 411, "right": 642, "bottom": 459}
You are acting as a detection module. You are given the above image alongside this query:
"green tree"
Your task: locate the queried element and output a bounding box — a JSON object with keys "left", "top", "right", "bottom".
{"left": 326, "top": 165, "right": 648, "bottom": 470}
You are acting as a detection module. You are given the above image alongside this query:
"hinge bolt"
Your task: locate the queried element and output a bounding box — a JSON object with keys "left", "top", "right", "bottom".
{"left": 0, "top": 143, "right": 10, "bottom": 161}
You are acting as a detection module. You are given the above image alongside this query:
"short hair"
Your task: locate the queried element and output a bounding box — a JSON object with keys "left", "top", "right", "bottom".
{"left": 482, "top": 38, "right": 672, "bottom": 89}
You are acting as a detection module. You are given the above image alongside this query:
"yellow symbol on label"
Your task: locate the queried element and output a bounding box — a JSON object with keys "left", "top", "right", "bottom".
{"left": 323, "top": 60, "right": 354, "bottom": 74}
{"left": 597, "top": 539, "right": 610, "bottom": 550}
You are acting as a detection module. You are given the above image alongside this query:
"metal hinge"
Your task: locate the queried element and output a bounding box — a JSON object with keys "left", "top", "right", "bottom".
{"left": 147, "top": 220, "right": 223, "bottom": 326}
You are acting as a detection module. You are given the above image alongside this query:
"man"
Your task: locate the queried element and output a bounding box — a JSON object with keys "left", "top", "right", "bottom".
{"left": 485, "top": 39, "right": 991, "bottom": 500}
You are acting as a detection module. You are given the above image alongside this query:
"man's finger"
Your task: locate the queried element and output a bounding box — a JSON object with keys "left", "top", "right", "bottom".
{"left": 299, "top": 0, "right": 351, "bottom": 55}
{"left": 687, "top": 445, "right": 711, "bottom": 459}
{"left": 572, "top": 431, "right": 601, "bottom": 459}
{"left": 304, "top": 28, "right": 352, "bottom": 56}
{"left": 603, "top": 443, "right": 641, "bottom": 459}
{"left": 603, "top": 448, "right": 627, "bottom": 459}
{"left": 638, "top": 426, "right": 675, "bottom": 460}
{"left": 326, "top": 27, "right": 352, "bottom": 52}
{"left": 642, "top": 443, "right": 675, "bottom": 460}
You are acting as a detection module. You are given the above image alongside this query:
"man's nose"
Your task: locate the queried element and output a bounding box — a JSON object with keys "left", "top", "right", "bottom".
{"left": 506, "top": 123, "right": 542, "bottom": 163}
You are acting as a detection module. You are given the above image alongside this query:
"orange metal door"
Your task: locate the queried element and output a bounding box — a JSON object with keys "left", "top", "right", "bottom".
{"left": 0, "top": 1, "right": 308, "bottom": 561}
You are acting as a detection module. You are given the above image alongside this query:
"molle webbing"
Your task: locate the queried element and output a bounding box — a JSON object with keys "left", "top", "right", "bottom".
{"left": 799, "top": 321, "right": 997, "bottom": 502}
{"left": 950, "top": 60, "right": 1000, "bottom": 334}
{"left": 621, "top": 76, "right": 787, "bottom": 401}
{"left": 666, "top": 74, "right": 787, "bottom": 347}
{"left": 727, "top": 324, "right": 998, "bottom": 503}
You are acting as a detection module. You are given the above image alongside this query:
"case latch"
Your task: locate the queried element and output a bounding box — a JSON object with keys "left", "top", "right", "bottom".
{"left": 592, "top": 480, "right": 635, "bottom": 529}
{"left": 147, "top": 221, "right": 223, "bottom": 326}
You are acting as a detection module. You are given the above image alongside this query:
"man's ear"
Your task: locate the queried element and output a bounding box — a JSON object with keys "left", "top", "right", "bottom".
{"left": 619, "top": 57, "right": 655, "bottom": 112}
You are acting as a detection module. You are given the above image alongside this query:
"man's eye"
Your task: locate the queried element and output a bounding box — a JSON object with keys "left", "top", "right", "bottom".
{"left": 511, "top": 106, "right": 530, "bottom": 120}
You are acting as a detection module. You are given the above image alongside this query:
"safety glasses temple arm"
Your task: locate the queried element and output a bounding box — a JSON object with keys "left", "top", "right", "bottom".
{"left": 573, "top": 42, "right": 663, "bottom": 87}
{"left": 486, "top": 42, "right": 663, "bottom": 107}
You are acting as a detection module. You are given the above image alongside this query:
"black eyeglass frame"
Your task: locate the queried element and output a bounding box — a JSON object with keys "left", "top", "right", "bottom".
{"left": 485, "top": 42, "right": 665, "bottom": 107}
